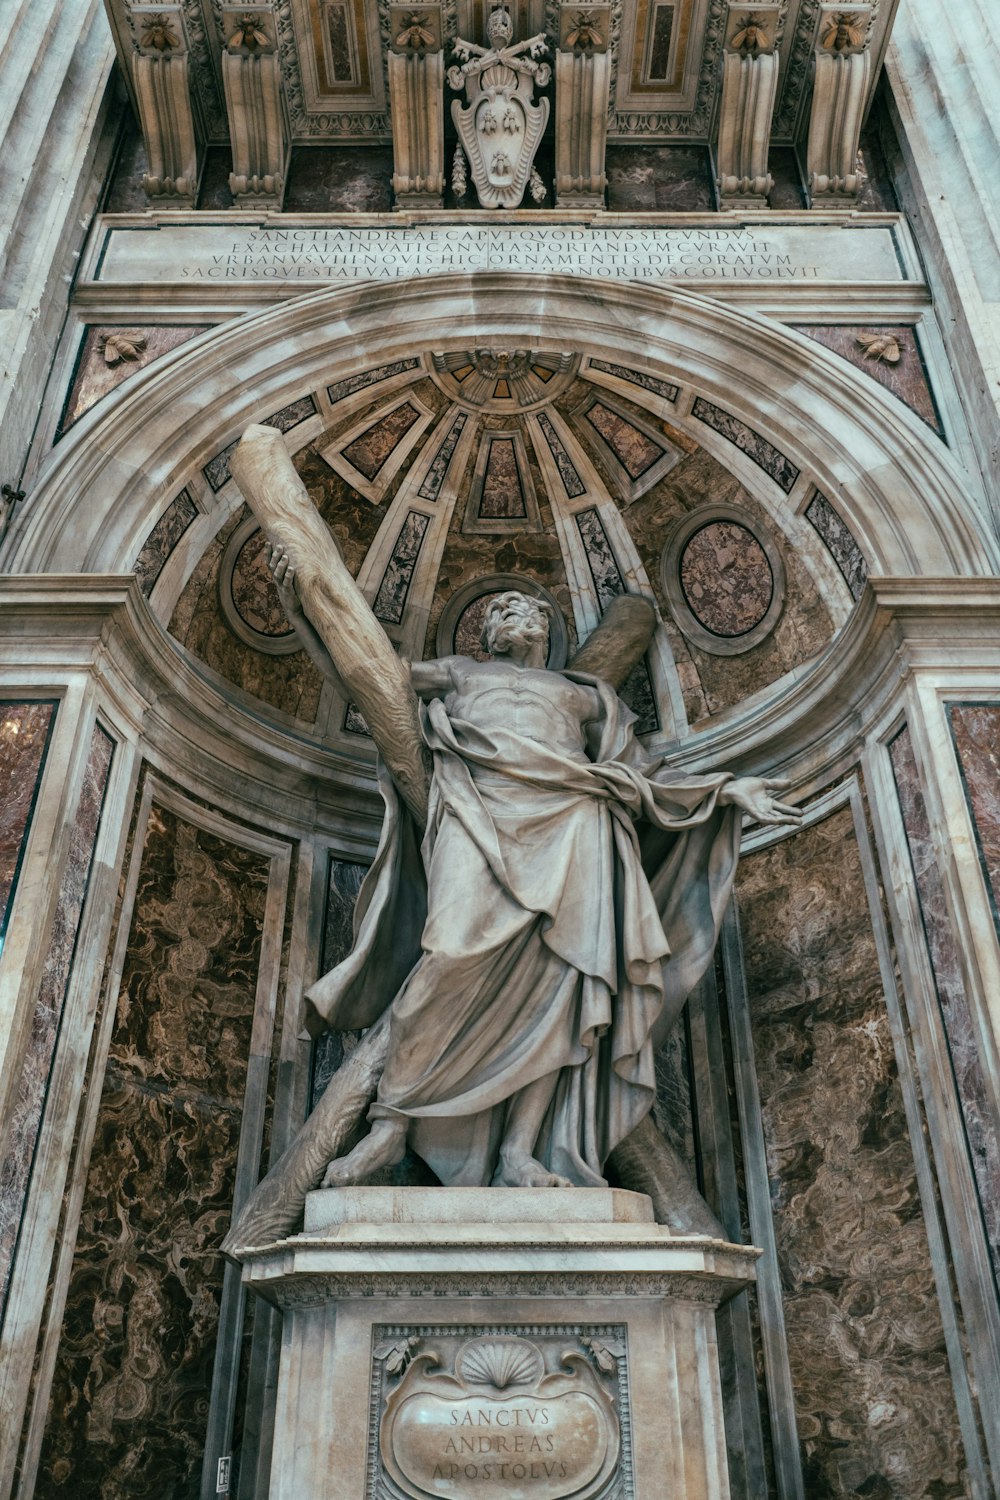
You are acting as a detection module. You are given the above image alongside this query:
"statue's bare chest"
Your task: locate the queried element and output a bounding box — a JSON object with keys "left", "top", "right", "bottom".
{"left": 448, "top": 665, "right": 595, "bottom": 752}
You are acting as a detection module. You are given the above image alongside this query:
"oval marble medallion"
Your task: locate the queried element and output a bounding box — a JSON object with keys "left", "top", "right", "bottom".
{"left": 679, "top": 520, "right": 773, "bottom": 638}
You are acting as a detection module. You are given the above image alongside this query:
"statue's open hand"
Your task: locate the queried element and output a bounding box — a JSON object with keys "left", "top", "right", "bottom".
{"left": 722, "top": 776, "right": 802, "bottom": 827}
{"left": 265, "top": 542, "right": 302, "bottom": 613}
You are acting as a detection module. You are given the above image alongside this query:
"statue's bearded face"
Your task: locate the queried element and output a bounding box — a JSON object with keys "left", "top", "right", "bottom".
{"left": 481, "top": 592, "right": 550, "bottom": 658}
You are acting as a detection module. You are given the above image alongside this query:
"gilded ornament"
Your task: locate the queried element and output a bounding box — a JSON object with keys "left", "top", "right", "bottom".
{"left": 394, "top": 12, "right": 435, "bottom": 50}
{"left": 226, "top": 14, "right": 271, "bottom": 52}
{"left": 139, "top": 13, "right": 180, "bottom": 50}
{"left": 855, "top": 332, "right": 904, "bottom": 364}
{"left": 821, "top": 11, "right": 867, "bottom": 51}
{"left": 565, "top": 10, "right": 604, "bottom": 51}
{"left": 99, "top": 332, "right": 148, "bottom": 366}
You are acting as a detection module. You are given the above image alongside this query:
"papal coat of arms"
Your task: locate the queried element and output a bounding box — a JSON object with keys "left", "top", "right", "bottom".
{"left": 449, "top": 7, "right": 551, "bottom": 209}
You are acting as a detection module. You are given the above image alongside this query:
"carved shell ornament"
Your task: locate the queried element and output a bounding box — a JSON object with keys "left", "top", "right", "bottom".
{"left": 454, "top": 1336, "right": 545, "bottom": 1390}
{"left": 856, "top": 332, "right": 904, "bottom": 364}
{"left": 821, "top": 11, "right": 867, "bottom": 50}
{"left": 139, "top": 14, "right": 180, "bottom": 51}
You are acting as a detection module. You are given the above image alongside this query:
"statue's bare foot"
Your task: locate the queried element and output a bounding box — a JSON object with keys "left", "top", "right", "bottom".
{"left": 492, "top": 1151, "right": 573, "bottom": 1188}
{"left": 321, "top": 1120, "right": 406, "bottom": 1188}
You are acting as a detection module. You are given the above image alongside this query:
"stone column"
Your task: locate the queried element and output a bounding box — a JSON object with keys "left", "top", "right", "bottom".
{"left": 714, "top": 3, "right": 781, "bottom": 210}
{"left": 553, "top": 4, "right": 612, "bottom": 209}
{"left": 805, "top": 3, "right": 874, "bottom": 205}
{"left": 127, "top": 2, "right": 204, "bottom": 204}
{"left": 219, "top": 7, "right": 289, "bottom": 208}
{"left": 387, "top": 5, "right": 445, "bottom": 209}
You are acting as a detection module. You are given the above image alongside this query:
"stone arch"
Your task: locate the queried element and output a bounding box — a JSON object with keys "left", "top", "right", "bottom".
{"left": 7, "top": 274, "right": 995, "bottom": 580}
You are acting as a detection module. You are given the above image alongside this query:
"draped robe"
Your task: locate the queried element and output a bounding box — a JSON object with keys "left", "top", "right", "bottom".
{"left": 304, "top": 671, "right": 742, "bottom": 1187}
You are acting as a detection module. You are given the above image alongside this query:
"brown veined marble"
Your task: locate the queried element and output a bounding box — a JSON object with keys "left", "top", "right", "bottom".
{"left": 736, "top": 806, "right": 969, "bottom": 1499}
{"left": 36, "top": 804, "right": 271, "bottom": 1499}
{"left": 620, "top": 445, "right": 834, "bottom": 725}
{"left": 949, "top": 704, "right": 1000, "bottom": 943}
{"left": 168, "top": 507, "right": 324, "bottom": 722}
{"left": 0, "top": 726, "right": 113, "bottom": 1318}
{"left": 794, "top": 326, "right": 943, "bottom": 436}
{"left": 59, "top": 327, "right": 211, "bottom": 435}
{"left": 0, "top": 701, "right": 56, "bottom": 939}
{"left": 890, "top": 726, "right": 1000, "bottom": 1287}
{"left": 679, "top": 520, "right": 773, "bottom": 638}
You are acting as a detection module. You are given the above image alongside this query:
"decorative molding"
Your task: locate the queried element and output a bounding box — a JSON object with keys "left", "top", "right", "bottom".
{"left": 554, "top": 16, "right": 612, "bottom": 206}
{"left": 220, "top": 6, "right": 290, "bottom": 206}
{"left": 388, "top": 48, "right": 445, "bottom": 206}
{"left": 573, "top": 392, "right": 683, "bottom": 501}
{"left": 805, "top": 489, "right": 869, "bottom": 601}
{"left": 691, "top": 396, "right": 799, "bottom": 493}
{"left": 715, "top": 2, "right": 781, "bottom": 207}
{"left": 805, "top": 4, "right": 874, "bottom": 205}
{"left": 319, "top": 393, "right": 434, "bottom": 504}
{"left": 463, "top": 428, "right": 542, "bottom": 534}
{"left": 127, "top": 5, "right": 205, "bottom": 202}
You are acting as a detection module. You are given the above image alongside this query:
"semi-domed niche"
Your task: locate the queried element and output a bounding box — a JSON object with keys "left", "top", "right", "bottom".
{"left": 145, "top": 344, "right": 845, "bottom": 753}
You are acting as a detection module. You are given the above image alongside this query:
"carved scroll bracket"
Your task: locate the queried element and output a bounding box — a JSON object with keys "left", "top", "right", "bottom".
{"left": 714, "top": 3, "right": 782, "bottom": 209}
{"left": 388, "top": 5, "right": 446, "bottom": 208}
{"left": 554, "top": 6, "right": 612, "bottom": 208}
{"left": 127, "top": 4, "right": 205, "bottom": 204}
{"left": 805, "top": 4, "right": 874, "bottom": 205}
{"left": 219, "top": 6, "right": 290, "bottom": 208}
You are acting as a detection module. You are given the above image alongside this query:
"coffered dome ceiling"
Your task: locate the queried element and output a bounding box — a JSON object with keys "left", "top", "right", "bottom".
{"left": 153, "top": 345, "right": 849, "bottom": 753}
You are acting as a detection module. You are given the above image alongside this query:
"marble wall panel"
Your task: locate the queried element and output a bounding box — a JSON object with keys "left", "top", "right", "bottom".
{"left": 168, "top": 507, "right": 324, "bottom": 723}
{"left": 588, "top": 360, "right": 679, "bottom": 403}
{"left": 132, "top": 490, "right": 199, "bottom": 599}
{"left": 889, "top": 727, "right": 1000, "bottom": 1289}
{"left": 805, "top": 491, "right": 869, "bottom": 602}
{"left": 950, "top": 704, "right": 1000, "bottom": 945}
{"left": 58, "top": 328, "right": 211, "bottom": 436}
{"left": 36, "top": 803, "right": 271, "bottom": 1499}
{"left": 691, "top": 399, "right": 800, "bottom": 494}
{"left": 679, "top": 521, "right": 773, "bottom": 638}
{"left": 309, "top": 858, "right": 366, "bottom": 1110}
{"left": 418, "top": 412, "right": 469, "bottom": 501}
{"left": 604, "top": 145, "right": 714, "bottom": 211}
{"left": 203, "top": 397, "right": 317, "bottom": 492}
{"left": 0, "top": 726, "right": 113, "bottom": 1321}
{"left": 372, "top": 511, "right": 430, "bottom": 625}
{"left": 0, "top": 702, "right": 56, "bottom": 943}
{"left": 736, "top": 806, "right": 969, "bottom": 1498}
{"left": 341, "top": 401, "right": 421, "bottom": 482}
{"left": 477, "top": 436, "right": 526, "bottom": 519}
{"left": 794, "top": 326, "right": 943, "bottom": 436}
{"left": 620, "top": 446, "right": 834, "bottom": 725}
{"left": 585, "top": 400, "right": 666, "bottom": 480}
{"left": 327, "top": 358, "right": 420, "bottom": 406}
{"left": 535, "top": 412, "right": 586, "bottom": 499}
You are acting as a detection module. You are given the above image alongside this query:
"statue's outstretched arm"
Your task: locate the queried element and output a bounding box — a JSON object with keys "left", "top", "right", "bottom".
{"left": 231, "top": 425, "right": 430, "bottom": 824}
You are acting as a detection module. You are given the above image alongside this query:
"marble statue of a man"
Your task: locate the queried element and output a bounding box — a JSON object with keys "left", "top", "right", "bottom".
{"left": 270, "top": 561, "right": 799, "bottom": 1192}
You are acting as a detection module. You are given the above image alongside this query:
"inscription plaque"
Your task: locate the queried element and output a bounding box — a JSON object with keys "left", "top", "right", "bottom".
{"left": 370, "top": 1326, "right": 631, "bottom": 1500}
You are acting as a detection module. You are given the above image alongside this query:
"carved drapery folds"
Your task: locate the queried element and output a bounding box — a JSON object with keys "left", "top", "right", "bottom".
{"left": 805, "top": 4, "right": 874, "bottom": 204}
{"left": 220, "top": 7, "right": 289, "bottom": 207}
{"left": 554, "top": 5, "right": 612, "bottom": 208}
{"left": 388, "top": 5, "right": 446, "bottom": 208}
{"left": 715, "top": 3, "right": 781, "bottom": 208}
{"left": 449, "top": 7, "right": 551, "bottom": 208}
{"left": 128, "top": 5, "right": 204, "bottom": 203}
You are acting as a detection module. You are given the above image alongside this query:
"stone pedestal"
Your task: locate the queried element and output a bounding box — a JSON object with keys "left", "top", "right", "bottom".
{"left": 239, "top": 1187, "right": 759, "bottom": 1499}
